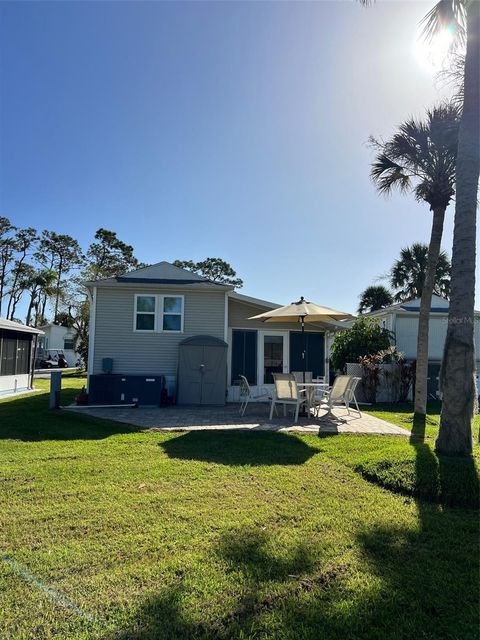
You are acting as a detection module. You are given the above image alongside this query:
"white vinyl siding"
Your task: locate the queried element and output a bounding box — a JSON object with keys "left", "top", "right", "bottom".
{"left": 93, "top": 288, "right": 225, "bottom": 376}
{"left": 395, "top": 315, "right": 449, "bottom": 361}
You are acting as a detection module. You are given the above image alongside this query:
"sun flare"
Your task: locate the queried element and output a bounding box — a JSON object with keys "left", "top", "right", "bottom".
{"left": 414, "top": 28, "right": 454, "bottom": 72}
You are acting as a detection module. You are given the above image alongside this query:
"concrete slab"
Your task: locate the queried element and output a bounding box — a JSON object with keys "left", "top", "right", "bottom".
{"left": 64, "top": 403, "right": 410, "bottom": 436}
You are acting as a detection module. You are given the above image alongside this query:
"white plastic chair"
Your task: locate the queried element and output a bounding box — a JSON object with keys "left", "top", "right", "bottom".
{"left": 291, "top": 371, "right": 313, "bottom": 383}
{"left": 238, "top": 375, "right": 270, "bottom": 416}
{"left": 269, "top": 373, "right": 307, "bottom": 423}
{"left": 314, "top": 375, "right": 361, "bottom": 416}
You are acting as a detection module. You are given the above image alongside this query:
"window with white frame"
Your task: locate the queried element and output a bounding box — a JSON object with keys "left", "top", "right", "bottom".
{"left": 162, "top": 296, "right": 183, "bottom": 331}
{"left": 134, "top": 294, "right": 184, "bottom": 332}
{"left": 135, "top": 295, "right": 156, "bottom": 331}
{"left": 63, "top": 336, "right": 75, "bottom": 350}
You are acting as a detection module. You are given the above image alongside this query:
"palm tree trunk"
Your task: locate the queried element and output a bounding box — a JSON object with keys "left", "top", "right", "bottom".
{"left": 26, "top": 291, "right": 36, "bottom": 326}
{"left": 54, "top": 257, "right": 63, "bottom": 322}
{"left": 436, "top": 0, "right": 479, "bottom": 455}
{"left": 414, "top": 206, "right": 446, "bottom": 417}
{"left": 0, "top": 264, "right": 5, "bottom": 317}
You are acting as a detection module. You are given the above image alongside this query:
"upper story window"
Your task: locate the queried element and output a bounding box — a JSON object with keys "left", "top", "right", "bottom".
{"left": 63, "top": 337, "right": 75, "bottom": 350}
{"left": 134, "top": 294, "right": 184, "bottom": 333}
{"left": 135, "top": 295, "right": 156, "bottom": 331}
{"left": 162, "top": 296, "right": 183, "bottom": 331}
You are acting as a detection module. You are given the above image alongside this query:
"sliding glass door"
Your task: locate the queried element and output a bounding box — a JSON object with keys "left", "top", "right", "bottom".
{"left": 260, "top": 332, "right": 288, "bottom": 384}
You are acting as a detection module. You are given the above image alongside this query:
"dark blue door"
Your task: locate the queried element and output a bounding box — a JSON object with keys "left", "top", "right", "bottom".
{"left": 289, "top": 332, "right": 325, "bottom": 378}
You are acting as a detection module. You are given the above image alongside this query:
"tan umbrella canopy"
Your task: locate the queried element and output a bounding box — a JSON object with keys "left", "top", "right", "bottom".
{"left": 248, "top": 296, "right": 353, "bottom": 325}
{"left": 249, "top": 297, "right": 354, "bottom": 394}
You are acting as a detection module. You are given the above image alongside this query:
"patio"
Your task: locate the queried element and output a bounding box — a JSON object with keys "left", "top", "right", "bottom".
{"left": 65, "top": 403, "right": 410, "bottom": 436}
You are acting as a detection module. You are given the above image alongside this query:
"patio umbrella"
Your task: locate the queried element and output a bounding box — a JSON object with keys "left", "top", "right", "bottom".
{"left": 249, "top": 296, "right": 353, "bottom": 387}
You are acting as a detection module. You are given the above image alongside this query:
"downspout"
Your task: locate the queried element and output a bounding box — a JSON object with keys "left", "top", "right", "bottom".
{"left": 86, "top": 286, "right": 97, "bottom": 391}
{"left": 30, "top": 333, "right": 38, "bottom": 390}
{"left": 224, "top": 291, "right": 228, "bottom": 342}
{"left": 224, "top": 291, "right": 229, "bottom": 401}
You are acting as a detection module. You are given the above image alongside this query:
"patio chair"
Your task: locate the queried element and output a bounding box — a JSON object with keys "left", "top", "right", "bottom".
{"left": 238, "top": 375, "right": 270, "bottom": 417}
{"left": 291, "top": 371, "right": 313, "bottom": 383}
{"left": 314, "top": 375, "right": 361, "bottom": 416}
{"left": 269, "top": 373, "right": 307, "bottom": 423}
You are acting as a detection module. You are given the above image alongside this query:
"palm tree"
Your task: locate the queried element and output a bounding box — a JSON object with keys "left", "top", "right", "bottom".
{"left": 390, "top": 243, "right": 451, "bottom": 302}
{"left": 22, "top": 268, "right": 57, "bottom": 326}
{"left": 428, "top": 0, "right": 479, "bottom": 455}
{"left": 361, "top": 0, "right": 478, "bottom": 454}
{"left": 358, "top": 285, "right": 393, "bottom": 314}
{"left": 370, "top": 104, "right": 460, "bottom": 418}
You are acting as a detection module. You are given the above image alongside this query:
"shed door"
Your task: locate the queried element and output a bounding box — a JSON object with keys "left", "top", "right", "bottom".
{"left": 178, "top": 342, "right": 227, "bottom": 405}
{"left": 178, "top": 345, "right": 203, "bottom": 404}
{"left": 201, "top": 346, "right": 226, "bottom": 404}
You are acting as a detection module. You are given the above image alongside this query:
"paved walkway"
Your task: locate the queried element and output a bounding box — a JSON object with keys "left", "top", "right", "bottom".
{"left": 65, "top": 403, "right": 410, "bottom": 436}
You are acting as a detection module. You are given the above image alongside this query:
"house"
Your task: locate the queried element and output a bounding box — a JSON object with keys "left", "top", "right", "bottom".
{"left": 0, "top": 318, "right": 43, "bottom": 398}
{"left": 38, "top": 322, "right": 79, "bottom": 367}
{"left": 85, "top": 261, "right": 338, "bottom": 406}
{"left": 359, "top": 295, "right": 480, "bottom": 397}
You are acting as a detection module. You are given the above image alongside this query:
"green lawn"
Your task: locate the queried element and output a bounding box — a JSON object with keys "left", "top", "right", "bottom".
{"left": 0, "top": 378, "right": 478, "bottom": 640}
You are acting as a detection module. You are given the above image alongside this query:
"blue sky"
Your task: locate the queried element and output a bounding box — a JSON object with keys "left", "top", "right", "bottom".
{"left": 1, "top": 0, "right": 476, "bottom": 314}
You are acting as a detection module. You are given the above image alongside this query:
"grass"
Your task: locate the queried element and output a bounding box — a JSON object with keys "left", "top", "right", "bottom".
{"left": 0, "top": 377, "right": 478, "bottom": 639}
{"left": 361, "top": 402, "right": 480, "bottom": 507}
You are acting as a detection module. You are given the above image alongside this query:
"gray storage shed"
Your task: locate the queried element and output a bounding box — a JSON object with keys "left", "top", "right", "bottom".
{"left": 177, "top": 335, "right": 227, "bottom": 405}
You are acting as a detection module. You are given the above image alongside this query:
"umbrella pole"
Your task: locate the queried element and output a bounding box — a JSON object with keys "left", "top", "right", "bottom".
{"left": 301, "top": 315, "right": 307, "bottom": 417}
{"left": 301, "top": 317, "right": 306, "bottom": 384}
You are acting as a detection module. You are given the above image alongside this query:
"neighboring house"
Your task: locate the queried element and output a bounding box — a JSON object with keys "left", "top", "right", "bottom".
{"left": 38, "top": 323, "right": 79, "bottom": 367}
{"left": 85, "top": 262, "right": 337, "bottom": 405}
{"left": 0, "top": 318, "right": 43, "bottom": 397}
{"left": 360, "top": 295, "right": 480, "bottom": 397}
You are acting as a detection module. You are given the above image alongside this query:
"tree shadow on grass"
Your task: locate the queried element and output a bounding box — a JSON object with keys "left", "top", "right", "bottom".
{"left": 102, "top": 526, "right": 354, "bottom": 640}
{"left": 159, "top": 431, "right": 319, "bottom": 466}
{"left": 101, "top": 478, "right": 479, "bottom": 640}
{"left": 354, "top": 411, "right": 479, "bottom": 638}
{"left": 0, "top": 388, "right": 138, "bottom": 441}
{"left": 355, "top": 515, "right": 480, "bottom": 640}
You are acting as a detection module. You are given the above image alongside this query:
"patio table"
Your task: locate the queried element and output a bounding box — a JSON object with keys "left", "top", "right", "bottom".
{"left": 297, "top": 382, "right": 330, "bottom": 415}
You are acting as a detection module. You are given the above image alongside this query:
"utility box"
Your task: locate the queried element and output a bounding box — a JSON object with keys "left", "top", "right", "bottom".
{"left": 88, "top": 374, "right": 165, "bottom": 406}
{"left": 102, "top": 358, "right": 113, "bottom": 374}
{"left": 50, "top": 371, "right": 62, "bottom": 409}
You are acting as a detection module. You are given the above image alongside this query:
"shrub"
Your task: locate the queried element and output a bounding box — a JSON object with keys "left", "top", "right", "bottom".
{"left": 377, "top": 345, "right": 404, "bottom": 364}
{"left": 398, "top": 359, "right": 416, "bottom": 402}
{"left": 359, "top": 353, "right": 382, "bottom": 403}
{"left": 330, "top": 317, "right": 392, "bottom": 372}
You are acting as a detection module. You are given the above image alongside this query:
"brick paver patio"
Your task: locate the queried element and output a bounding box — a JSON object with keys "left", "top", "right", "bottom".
{"left": 66, "top": 403, "right": 410, "bottom": 436}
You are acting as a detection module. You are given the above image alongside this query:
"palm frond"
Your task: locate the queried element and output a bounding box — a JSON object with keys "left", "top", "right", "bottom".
{"left": 436, "top": 53, "right": 465, "bottom": 107}
{"left": 370, "top": 155, "right": 412, "bottom": 195}
{"left": 420, "top": 0, "right": 466, "bottom": 49}
{"left": 369, "top": 102, "right": 460, "bottom": 208}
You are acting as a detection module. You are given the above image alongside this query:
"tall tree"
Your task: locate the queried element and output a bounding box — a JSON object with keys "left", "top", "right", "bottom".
{"left": 433, "top": 0, "right": 479, "bottom": 454}
{"left": 0, "top": 216, "right": 16, "bottom": 317}
{"left": 84, "top": 228, "right": 139, "bottom": 281}
{"left": 21, "top": 268, "right": 57, "bottom": 326}
{"left": 173, "top": 257, "right": 243, "bottom": 288}
{"left": 370, "top": 104, "right": 460, "bottom": 417}
{"left": 390, "top": 243, "right": 451, "bottom": 302}
{"left": 361, "top": 0, "right": 478, "bottom": 453}
{"left": 358, "top": 285, "right": 393, "bottom": 314}
{"left": 6, "top": 227, "right": 38, "bottom": 319}
{"left": 36, "top": 231, "right": 84, "bottom": 322}
{"left": 67, "top": 300, "right": 90, "bottom": 368}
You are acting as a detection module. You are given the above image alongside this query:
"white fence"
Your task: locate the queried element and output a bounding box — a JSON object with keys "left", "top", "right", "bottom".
{"left": 346, "top": 362, "right": 409, "bottom": 403}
